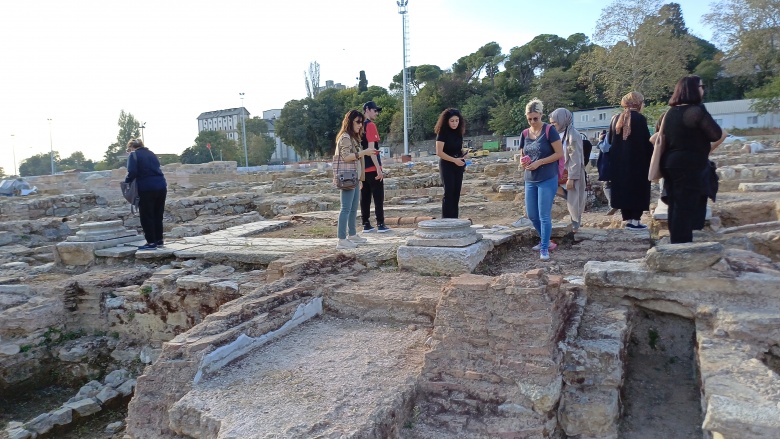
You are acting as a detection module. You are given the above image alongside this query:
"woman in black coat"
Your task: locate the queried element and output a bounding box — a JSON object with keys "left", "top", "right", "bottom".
{"left": 608, "top": 91, "right": 653, "bottom": 229}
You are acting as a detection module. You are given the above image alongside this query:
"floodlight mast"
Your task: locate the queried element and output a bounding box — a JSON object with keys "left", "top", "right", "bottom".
{"left": 398, "top": 0, "right": 410, "bottom": 156}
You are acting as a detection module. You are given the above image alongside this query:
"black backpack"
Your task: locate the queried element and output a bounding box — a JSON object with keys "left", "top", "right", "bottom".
{"left": 581, "top": 136, "right": 593, "bottom": 166}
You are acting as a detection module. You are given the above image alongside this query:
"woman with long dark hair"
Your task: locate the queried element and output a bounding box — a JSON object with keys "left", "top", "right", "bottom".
{"left": 608, "top": 91, "right": 653, "bottom": 229}
{"left": 334, "top": 110, "right": 378, "bottom": 249}
{"left": 661, "top": 75, "right": 727, "bottom": 243}
{"left": 434, "top": 108, "right": 468, "bottom": 218}
{"left": 125, "top": 139, "right": 167, "bottom": 250}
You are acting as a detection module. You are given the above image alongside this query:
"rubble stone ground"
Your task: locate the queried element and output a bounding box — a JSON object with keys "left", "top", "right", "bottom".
{"left": 1, "top": 143, "right": 779, "bottom": 438}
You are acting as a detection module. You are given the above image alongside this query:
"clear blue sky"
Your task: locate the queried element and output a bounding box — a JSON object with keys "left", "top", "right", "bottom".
{"left": 0, "top": 0, "right": 715, "bottom": 174}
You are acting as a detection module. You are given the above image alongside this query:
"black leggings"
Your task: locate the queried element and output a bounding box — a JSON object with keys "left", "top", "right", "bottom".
{"left": 440, "top": 160, "right": 465, "bottom": 218}
{"left": 360, "top": 171, "right": 385, "bottom": 226}
{"left": 138, "top": 189, "right": 167, "bottom": 244}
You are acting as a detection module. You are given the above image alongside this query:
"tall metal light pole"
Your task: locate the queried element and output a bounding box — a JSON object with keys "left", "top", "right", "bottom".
{"left": 140, "top": 122, "right": 146, "bottom": 143}
{"left": 239, "top": 92, "right": 248, "bottom": 167}
{"left": 11, "top": 134, "right": 17, "bottom": 177}
{"left": 47, "top": 118, "right": 55, "bottom": 175}
{"left": 398, "top": 0, "right": 410, "bottom": 156}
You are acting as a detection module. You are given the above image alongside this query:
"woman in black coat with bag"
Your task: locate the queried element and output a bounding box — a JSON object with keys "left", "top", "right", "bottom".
{"left": 607, "top": 91, "right": 654, "bottom": 229}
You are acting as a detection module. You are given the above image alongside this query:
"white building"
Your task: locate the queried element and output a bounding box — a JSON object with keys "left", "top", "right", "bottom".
{"left": 704, "top": 99, "right": 780, "bottom": 130}
{"left": 571, "top": 106, "right": 623, "bottom": 141}
{"left": 262, "top": 109, "right": 300, "bottom": 164}
{"left": 196, "top": 107, "right": 250, "bottom": 141}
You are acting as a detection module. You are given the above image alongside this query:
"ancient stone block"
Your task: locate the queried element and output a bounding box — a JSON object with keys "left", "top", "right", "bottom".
{"left": 397, "top": 240, "right": 493, "bottom": 275}
{"left": 645, "top": 242, "right": 724, "bottom": 272}
{"left": 65, "top": 398, "right": 102, "bottom": 417}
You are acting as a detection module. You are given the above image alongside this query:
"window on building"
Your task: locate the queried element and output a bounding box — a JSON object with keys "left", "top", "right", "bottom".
{"left": 714, "top": 118, "right": 723, "bottom": 126}
{"left": 599, "top": 112, "right": 606, "bottom": 120}
{"left": 581, "top": 114, "right": 589, "bottom": 122}
{"left": 512, "top": 139, "right": 520, "bottom": 147}
{"left": 747, "top": 116, "right": 758, "bottom": 124}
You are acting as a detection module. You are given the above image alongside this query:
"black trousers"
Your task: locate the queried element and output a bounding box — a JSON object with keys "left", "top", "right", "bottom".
{"left": 664, "top": 167, "right": 707, "bottom": 244}
{"left": 440, "top": 161, "right": 465, "bottom": 218}
{"left": 360, "top": 171, "right": 385, "bottom": 226}
{"left": 138, "top": 188, "right": 167, "bottom": 244}
{"left": 621, "top": 209, "right": 643, "bottom": 221}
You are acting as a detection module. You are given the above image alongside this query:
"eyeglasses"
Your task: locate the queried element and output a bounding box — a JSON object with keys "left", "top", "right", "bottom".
{"left": 527, "top": 117, "right": 540, "bottom": 122}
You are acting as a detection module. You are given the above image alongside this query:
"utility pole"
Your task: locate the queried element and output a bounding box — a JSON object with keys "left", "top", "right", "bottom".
{"left": 140, "top": 122, "right": 146, "bottom": 143}
{"left": 11, "top": 134, "right": 17, "bottom": 176}
{"left": 398, "top": 0, "right": 410, "bottom": 157}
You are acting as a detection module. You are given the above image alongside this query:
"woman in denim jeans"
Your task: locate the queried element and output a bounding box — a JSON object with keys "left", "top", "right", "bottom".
{"left": 334, "top": 110, "right": 379, "bottom": 249}
{"left": 519, "top": 99, "right": 564, "bottom": 260}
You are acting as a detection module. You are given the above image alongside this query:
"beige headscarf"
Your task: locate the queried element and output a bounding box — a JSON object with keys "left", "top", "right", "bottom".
{"left": 616, "top": 91, "right": 644, "bottom": 140}
{"left": 549, "top": 108, "right": 576, "bottom": 146}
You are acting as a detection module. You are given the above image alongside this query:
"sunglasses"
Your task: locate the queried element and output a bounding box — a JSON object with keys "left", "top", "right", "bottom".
{"left": 354, "top": 119, "right": 364, "bottom": 124}
{"left": 527, "top": 117, "right": 540, "bottom": 122}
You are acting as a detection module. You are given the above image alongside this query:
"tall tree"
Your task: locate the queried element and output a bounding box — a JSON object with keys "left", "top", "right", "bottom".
{"left": 358, "top": 70, "right": 368, "bottom": 92}
{"left": 20, "top": 152, "right": 60, "bottom": 176}
{"left": 103, "top": 110, "right": 141, "bottom": 168}
{"left": 577, "top": 0, "right": 696, "bottom": 103}
{"left": 181, "top": 131, "right": 240, "bottom": 164}
{"left": 452, "top": 42, "right": 502, "bottom": 83}
{"left": 748, "top": 75, "right": 780, "bottom": 114}
{"left": 704, "top": 0, "right": 780, "bottom": 77}
{"left": 58, "top": 151, "right": 95, "bottom": 172}
{"left": 237, "top": 117, "right": 277, "bottom": 166}
{"left": 304, "top": 61, "right": 321, "bottom": 98}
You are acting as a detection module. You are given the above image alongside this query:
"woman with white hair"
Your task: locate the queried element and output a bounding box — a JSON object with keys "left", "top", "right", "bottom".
{"left": 549, "top": 108, "right": 586, "bottom": 231}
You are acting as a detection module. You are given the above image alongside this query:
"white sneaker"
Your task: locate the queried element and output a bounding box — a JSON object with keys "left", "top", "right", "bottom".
{"left": 512, "top": 218, "right": 532, "bottom": 228}
{"left": 348, "top": 234, "right": 367, "bottom": 243}
{"left": 335, "top": 239, "right": 357, "bottom": 249}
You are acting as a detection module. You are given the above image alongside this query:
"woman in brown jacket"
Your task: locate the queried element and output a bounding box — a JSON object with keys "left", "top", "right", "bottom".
{"left": 334, "top": 110, "right": 378, "bottom": 249}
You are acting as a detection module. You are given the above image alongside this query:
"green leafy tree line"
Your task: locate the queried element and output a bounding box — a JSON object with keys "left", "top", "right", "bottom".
{"left": 274, "top": 0, "right": 778, "bottom": 157}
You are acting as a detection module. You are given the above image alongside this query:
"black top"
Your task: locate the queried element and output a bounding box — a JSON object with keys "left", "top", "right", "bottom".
{"left": 662, "top": 104, "right": 722, "bottom": 170}
{"left": 436, "top": 130, "right": 464, "bottom": 158}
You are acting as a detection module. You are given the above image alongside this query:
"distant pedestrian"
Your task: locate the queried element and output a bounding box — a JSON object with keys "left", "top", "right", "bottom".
{"left": 549, "top": 108, "right": 586, "bottom": 232}
{"left": 519, "top": 98, "right": 564, "bottom": 261}
{"left": 360, "top": 101, "right": 390, "bottom": 233}
{"left": 434, "top": 108, "right": 469, "bottom": 219}
{"left": 125, "top": 139, "right": 167, "bottom": 250}
{"left": 608, "top": 91, "right": 653, "bottom": 230}
{"left": 661, "top": 75, "right": 727, "bottom": 243}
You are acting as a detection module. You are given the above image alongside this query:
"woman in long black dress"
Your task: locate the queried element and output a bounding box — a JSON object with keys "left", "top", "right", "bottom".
{"left": 608, "top": 91, "right": 653, "bottom": 229}
{"left": 661, "top": 75, "right": 727, "bottom": 243}
{"left": 434, "top": 108, "right": 468, "bottom": 218}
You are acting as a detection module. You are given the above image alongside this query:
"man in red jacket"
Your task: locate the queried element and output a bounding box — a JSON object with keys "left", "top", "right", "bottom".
{"left": 360, "top": 101, "right": 390, "bottom": 232}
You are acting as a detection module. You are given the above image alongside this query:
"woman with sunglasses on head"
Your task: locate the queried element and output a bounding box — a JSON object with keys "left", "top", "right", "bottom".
{"left": 549, "top": 108, "right": 586, "bottom": 232}
{"left": 333, "top": 110, "right": 378, "bottom": 250}
{"left": 434, "top": 108, "right": 468, "bottom": 218}
{"left": 607, "top": 91, "right": 653, "bottom": 230}
{"left": 660, "top": 75, "right": 727, "bottom": 243}
{"left": 519, "top": 98, "right": 564, "bottom": 261}
{"left": 125, "top": 138, "right": 167, "bottom": 250}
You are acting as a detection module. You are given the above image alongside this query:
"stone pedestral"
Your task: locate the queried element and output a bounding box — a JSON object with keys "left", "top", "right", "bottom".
{"left": 397, "top": 219, "right": 492, "bottom": 275}
{"left": 56, "top": 221, "right": 140, "bottom": 266}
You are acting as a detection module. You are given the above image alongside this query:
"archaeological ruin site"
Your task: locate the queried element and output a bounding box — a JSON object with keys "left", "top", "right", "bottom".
{"left": 1, "top": 141, "right": 779, "bottom": 439}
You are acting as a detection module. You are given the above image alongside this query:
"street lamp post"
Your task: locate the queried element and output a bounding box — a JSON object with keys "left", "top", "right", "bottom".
{"left": 240, "top": 93, "right": 248, "bottom": 167}
{"left": 140, "top": 123, "right": 146, "bottom": 143}
{"left": 47, "top": 118, "right": 54, "bottom": 175}
{"left": 11, "top": 134, "right": 17, "bottom": 177}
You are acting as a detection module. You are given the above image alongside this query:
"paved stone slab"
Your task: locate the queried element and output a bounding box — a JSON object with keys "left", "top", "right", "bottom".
{"left": 738, "top": 182, "right": 780, "bottom": 192}
{"left": 94, "top": 246, "right": 137, "bottom": 258}
{"left": 168, "top": 317, "right": 426, "bottom": 439}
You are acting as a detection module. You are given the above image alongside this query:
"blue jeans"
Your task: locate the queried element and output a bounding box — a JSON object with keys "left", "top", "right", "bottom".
{"left": 525, "top": 175, "right": 558, "bottom": 251}
{"left": 338, "top": 187, "right": 360, "bottom": 239}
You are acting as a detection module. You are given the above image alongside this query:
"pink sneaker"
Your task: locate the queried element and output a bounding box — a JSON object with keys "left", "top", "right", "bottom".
{"left": 532, "top": 241, "right": 557, "bottom": 251}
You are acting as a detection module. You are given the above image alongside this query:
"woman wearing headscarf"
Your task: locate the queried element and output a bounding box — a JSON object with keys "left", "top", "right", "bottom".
{"left": 549, "top": 108, "right": 586, "bottom": 231}
{"left": 661, "top": 75, "right": 726, "bottom": 243}
{"left": 125, "top": 139, "right": 167, "bottom": 250}
{"left": 607, "top": 91, "right": 653, "bottom": 229}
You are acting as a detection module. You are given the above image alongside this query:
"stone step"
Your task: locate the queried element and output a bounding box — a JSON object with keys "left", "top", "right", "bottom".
{"left": 167, "top": 316, "right": 426, "bottom": 439}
